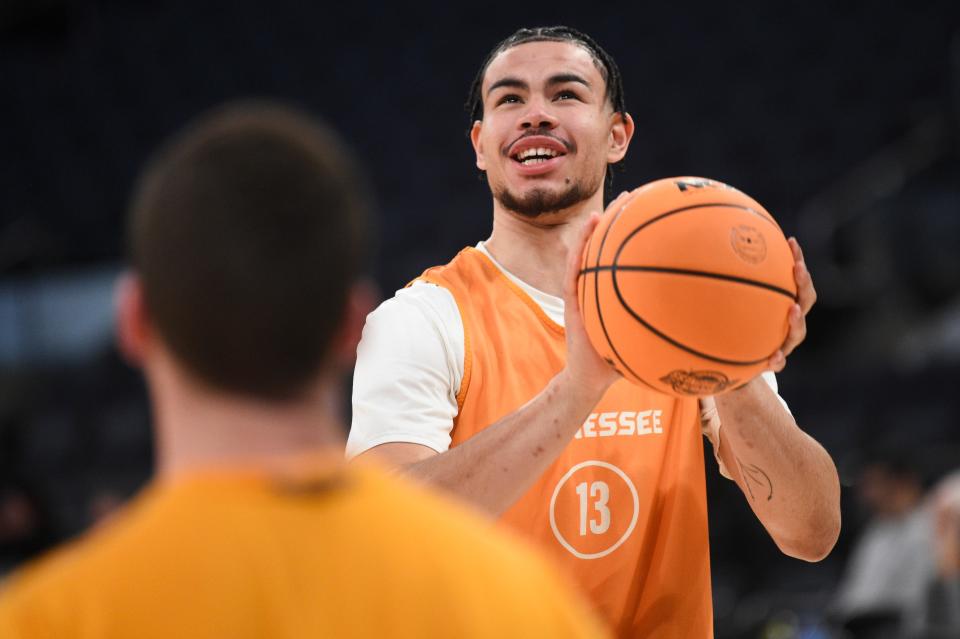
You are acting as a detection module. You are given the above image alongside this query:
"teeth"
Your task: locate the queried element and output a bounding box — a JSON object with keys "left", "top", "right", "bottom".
{"left": 516, "top": 147, "right": 560, "bottom": 160}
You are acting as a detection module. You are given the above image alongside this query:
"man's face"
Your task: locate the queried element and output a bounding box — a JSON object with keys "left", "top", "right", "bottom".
{"left": 471, "top": 40, "right": 631, "bottom": 218}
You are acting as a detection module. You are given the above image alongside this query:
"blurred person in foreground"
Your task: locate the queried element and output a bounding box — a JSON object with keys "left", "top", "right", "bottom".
{"left": 0, "top": 102, "right": 607, "bottom": 638}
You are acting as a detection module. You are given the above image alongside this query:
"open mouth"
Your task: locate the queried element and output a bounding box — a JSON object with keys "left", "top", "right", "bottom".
{"left": 511, "top": 147, "right": 567, "bottom": 166}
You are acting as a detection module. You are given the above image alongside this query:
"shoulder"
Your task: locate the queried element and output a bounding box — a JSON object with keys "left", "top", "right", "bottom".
{"left": 350, "top": 468, "right": 562, "bottom": 590}
{"left": 0, "top": 488, "right": 171, "bottom": 630}
{"left": 419, "top": 247, "right": 503, "bottom": 298}
{"left": 0, "top": 542, "right": 84, "bottom": 628}
{"left": 365, "top": 281, "right": 460, "bottom": 336}
{"left": 354, "top": 280, "right": 465, "bottom": 376}
{"left": 347, "top": 463, "right": 508, "bottom": 551}
{"left": 349, "top": 466, "right": 606, "bottom": 635}
{"left": 355, "top": 280, "right": 467, "bottom": 379}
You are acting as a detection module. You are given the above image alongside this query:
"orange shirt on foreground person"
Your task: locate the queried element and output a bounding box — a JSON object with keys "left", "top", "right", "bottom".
{"left": 0, "top": 458, "right": 607, "bottom": 639}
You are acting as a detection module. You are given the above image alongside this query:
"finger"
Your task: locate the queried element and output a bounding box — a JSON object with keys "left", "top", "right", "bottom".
{"left": 604, "top": 189, "right": 633, "bottom": 216}
{"left": 794, "top": 262, "right": 817, "bottom": 315}
{"left": 789, "top": 237, "right": 817, "bottom": 314}
{"left": 564, "top": 212, "right": 601, "bottom": 306}
{"left": 766, "top": 349, "right": 786, "bottom": 373}
{"left": 793, "top": 257, "right": 817, "bottom": 315}
{"left": 788, "top": 236, "right": 805, "bottom": 264}
{"left": 780, "top": 303, "right": 806, "bottom": 357}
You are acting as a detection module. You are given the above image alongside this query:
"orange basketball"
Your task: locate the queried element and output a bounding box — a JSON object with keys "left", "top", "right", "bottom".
{"left": 577, "top": 177, "right": 797, "bottom": 398}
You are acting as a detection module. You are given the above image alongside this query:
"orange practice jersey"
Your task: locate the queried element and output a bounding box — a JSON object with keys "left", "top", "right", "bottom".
{"left": 0, "top": 459, "right": 608, "bottom": 639}
{"left": 419, "top": 247, "right": 712, "bottom": 639}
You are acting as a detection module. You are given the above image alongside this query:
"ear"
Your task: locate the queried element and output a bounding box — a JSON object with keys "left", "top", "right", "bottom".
{"left": 606, "top": 111, "right": 635, "bottom": 164}
{"left": 470, "top": 120, "right": 487, "bottom": 171}
{"left": 331, "top": 279, "right": 379, "bottom": 368}
{"left": 115, "top": 273, "right": 151, "bottom": 367}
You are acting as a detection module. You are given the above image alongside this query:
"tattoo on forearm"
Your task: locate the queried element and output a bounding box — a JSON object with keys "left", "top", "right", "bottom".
{"left": 737, "top": 458, "right": 773, "bottom": 501}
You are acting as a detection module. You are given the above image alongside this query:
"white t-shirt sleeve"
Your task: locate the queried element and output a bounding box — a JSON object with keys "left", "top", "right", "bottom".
{"left": 700, "top": 371, "right": 790, "bottom": 480}
{"left": 346, "top": 281, "right": 465, "bottom": 459}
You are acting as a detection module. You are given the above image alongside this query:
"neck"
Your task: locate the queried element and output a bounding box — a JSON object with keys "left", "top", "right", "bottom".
{"left": 484, "top": 189, "right": 604, "bottom": 297}
{"left": 146, "top": 350, "right": 346, "bottom": 480}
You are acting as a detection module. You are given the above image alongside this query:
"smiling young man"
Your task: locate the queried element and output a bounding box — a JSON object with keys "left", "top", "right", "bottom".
{"left": 348, "top": 26, "right": 841, "bottom": 638}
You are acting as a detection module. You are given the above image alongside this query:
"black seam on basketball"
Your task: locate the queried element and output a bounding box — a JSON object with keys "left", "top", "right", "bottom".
{"left": 593, "top": 204, "right": 631, "bottom": 376}
{"left": 606, "top": 202, "right": 782, "bottom": 366}
{"left": 592, "top": 196, "right": 661, "bottom": 391}
{"left": 579, "top": 266, "right": 797, "bottom": 301}
{"left": 579, "top": 218, "right": 595, "bottom": 317}
{"left": 609, "top": 268, "right": 772, "bottom": 366}
{"left": 631, "top": 202, "right": 778, "bottom": 235}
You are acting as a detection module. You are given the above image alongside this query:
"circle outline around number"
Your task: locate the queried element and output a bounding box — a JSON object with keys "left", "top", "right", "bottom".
{"left": 549, "top": 460, "right": 640, "bottom": 560}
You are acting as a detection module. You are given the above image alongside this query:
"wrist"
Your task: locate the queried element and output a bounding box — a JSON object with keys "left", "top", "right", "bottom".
{"left": 715, "top": 374, "right": 771, "bottom": 410}
{"left": 556, "top": 367, "right": 614, "bottom": 409}
{"left": 735, "top": 374, "right": 767, "bottom": 393}
{"left": 715, "top": 375, "right": 760, "bottom": 406}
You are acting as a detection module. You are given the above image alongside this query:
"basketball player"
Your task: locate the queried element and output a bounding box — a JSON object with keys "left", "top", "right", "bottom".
{"left": 349, "top": 27, "right": 841, "bottom": 637}
{"left": 0, "top": 103, "right": 608, "bottom": 638}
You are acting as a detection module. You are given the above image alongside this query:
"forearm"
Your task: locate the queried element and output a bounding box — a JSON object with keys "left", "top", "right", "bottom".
{"left": 714, "top": 376, "right": 841, "bottom": 561}
{"left": 405, "top": 370, "right": 607, "bottom": 517}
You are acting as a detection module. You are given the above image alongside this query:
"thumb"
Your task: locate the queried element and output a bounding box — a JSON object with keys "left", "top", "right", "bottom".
{"left": 564, "top": 212, "right": 601, "bottom": 317}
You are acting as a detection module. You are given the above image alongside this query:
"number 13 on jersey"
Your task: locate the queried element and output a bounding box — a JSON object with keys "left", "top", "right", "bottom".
{"left": 576, "top": 481, "right": 610, "bottom": 536}
{"left": 550, "top": 461, "right": 640, "bottom": 560}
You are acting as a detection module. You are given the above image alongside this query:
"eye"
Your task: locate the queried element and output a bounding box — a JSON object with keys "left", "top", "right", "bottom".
{"left": 496, "top": 93, "right": 522, "bottom": 106}
{"left": 555, "top": 90, "right": 581, "bottom": 101}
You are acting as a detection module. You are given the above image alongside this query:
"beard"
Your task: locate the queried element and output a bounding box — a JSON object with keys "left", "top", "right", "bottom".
{"left": 493, "top": 174, "right": 602, "bottom": 219}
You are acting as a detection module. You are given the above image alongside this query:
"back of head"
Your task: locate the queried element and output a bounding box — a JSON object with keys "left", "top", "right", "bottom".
{"left": 128, "top": 101, "right": 371, "bottom": 401}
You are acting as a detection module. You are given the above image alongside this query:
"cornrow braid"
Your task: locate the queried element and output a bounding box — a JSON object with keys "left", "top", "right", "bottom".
{"left": 465, "top": 26, "right": 628, "bottom": 193}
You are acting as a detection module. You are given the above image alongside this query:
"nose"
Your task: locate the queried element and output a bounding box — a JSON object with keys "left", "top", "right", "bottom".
{"left": 519, "top": 99, "right": 559, "bottom": 130}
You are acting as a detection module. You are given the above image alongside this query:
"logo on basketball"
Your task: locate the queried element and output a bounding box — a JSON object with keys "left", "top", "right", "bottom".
{"left": 659, "top": 370, "right": 738, "bottom": 396}
{"left": 674, "top": 177, "right": 734, "bottom": 193}
{"left": 730, "top": 225, "right": 767, "bottom": 264}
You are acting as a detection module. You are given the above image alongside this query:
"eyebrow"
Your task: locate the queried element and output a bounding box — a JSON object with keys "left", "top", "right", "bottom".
{"left": 486, "top": 73, "right": 591, "bottom": 96}
{"left": 487, "top": 77, "right": 527, "bottom": 96}
{"left": 547, "top": 73, "right": 591, "bottom": 89}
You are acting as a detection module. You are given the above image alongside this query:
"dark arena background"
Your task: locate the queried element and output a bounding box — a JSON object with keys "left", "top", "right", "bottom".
{"left": 1, "top": 1, "right": 959, "bottom": 637}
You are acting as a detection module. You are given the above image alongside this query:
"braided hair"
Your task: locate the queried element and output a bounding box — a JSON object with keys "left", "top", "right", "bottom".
{"left": 465, "top": 26, "right": 629, "bottom": 192}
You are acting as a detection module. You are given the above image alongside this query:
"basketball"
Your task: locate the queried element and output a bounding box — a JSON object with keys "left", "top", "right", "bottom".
{"left": 577, "top": 177, "right": 797, "bottom": 398}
